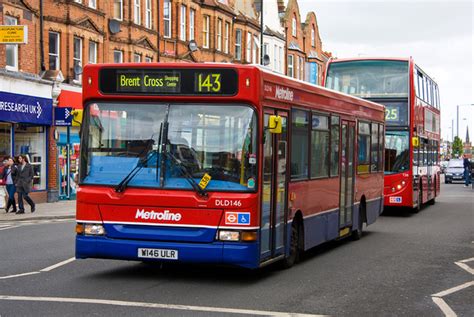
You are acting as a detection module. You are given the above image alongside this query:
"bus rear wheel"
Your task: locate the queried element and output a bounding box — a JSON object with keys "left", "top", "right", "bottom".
{"left": 281, "top": 219, "right": 301, "bottom": 269}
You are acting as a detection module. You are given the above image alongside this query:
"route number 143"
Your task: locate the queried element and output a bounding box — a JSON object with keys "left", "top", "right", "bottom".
{"left": 197, "top": 73, "right": 221, "bottom": 93}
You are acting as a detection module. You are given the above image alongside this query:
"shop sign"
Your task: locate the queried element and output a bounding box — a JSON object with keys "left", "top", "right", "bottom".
{"left": 54, "top": 107, "right": 73, "bottom": 126}
{"left": 0, "top": 91, "right": 52, "bottom": 125}
{"left": 0, "top": 25, "right": 28, "bottom": 44}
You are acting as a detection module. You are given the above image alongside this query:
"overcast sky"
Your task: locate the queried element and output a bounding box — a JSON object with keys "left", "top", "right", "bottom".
{"left": 298, "top": 0, "right": 473, "bottom": 142}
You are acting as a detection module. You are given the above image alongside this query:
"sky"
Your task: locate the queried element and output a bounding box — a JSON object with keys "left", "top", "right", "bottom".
{"left": 298, "top": 0, "right": 473, "bottom": 142}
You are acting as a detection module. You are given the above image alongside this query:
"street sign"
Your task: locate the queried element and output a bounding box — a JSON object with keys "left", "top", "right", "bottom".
{"left": 0, "top": 25, "right": 28, "bottom": 44}
{"left": 55, "top": 107, "right": 73, "bottom": 126}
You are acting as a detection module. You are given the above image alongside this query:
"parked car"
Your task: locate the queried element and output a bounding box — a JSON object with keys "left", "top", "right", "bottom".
{"left": 444, "top": 159, "right": 465, "bottom": 183}
{"left": 440, "top": 160, "right": 449, "bottom": 173}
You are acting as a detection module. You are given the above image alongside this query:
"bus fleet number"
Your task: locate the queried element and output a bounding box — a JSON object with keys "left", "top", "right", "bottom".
{"left": 215, "top": 199, "right": 242, "bottom": 207}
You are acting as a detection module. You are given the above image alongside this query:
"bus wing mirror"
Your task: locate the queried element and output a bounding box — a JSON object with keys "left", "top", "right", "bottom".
{"left": 71, "top": 109, "right": 83, "bottom": 127}
{"left": 412, "top": 136, "right": 419, "bottom": 147}
{"left": 268, "top": 115, "right": 282, "bottom": 134}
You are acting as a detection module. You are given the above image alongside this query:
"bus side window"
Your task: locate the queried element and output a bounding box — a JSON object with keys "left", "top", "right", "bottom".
{"left": 291, "top": 109, "right": 309, "bottom": 180}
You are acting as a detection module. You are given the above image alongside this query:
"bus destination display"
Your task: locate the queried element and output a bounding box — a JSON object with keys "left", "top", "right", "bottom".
{"left": 382, "top": 101, "right": 408, "bottom": 126}
{"left": 99, "top": 68, "right": 238, "bottom": 96}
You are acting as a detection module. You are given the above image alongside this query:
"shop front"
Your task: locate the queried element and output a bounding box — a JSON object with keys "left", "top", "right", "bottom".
{"left": 56, "top": 87, "right": 82, "bottom": 200}
{"left": 0, "top": 76, "right": 53, "bottom": 203}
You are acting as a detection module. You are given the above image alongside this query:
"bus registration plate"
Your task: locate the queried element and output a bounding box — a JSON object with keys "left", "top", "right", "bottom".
{"left": 138, "top": 248, "right": 178, "bottom": 260}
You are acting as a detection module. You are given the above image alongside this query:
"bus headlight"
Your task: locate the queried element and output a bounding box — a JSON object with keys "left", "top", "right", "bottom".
{"left": 218, "top": 230, "right": 240, "bottom": 241}
{"left": 84, "top": 224, "right": 105, "bottom": 236}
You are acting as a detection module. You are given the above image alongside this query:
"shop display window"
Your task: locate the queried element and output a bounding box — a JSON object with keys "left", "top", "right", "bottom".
{"left": 0, "top": 123, "right": 11, "bottom": 157}
{"left": 14, "top": 124, "right": 47, "bottom": 190}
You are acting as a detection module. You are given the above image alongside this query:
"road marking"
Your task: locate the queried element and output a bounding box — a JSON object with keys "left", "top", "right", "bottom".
{"left": 432, "top": 281, "right": 474, "bottom": 298}
{"left": 40, "top": 257, "right": 76, "bottom": 272}
{"left": 431, "top": 297, "right": 457, "bottom": 317}
{"left": 0, "top": 272, "right": 40, "bottom": 280}
{"left": 431, "top": 257, "right": 474, "bottom": 316}
{"left": 0, "top": 225, "right": 19, "bottom": 231}
{"left": 0, "top": 257, "right": 75, "bottom": 280}
{"left": 0, "top": 295, "right": 327, "bottom": 316}
{"left": 454, "top": 257, "right": 474, "bottom": 275}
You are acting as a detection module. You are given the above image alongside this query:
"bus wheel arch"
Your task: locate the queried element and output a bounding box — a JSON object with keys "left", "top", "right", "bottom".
{"left": 281, "top": 211, "right": 303, "bottom": 269}
{"left": 352, "top": 196, "right": 366, "bottom": 241}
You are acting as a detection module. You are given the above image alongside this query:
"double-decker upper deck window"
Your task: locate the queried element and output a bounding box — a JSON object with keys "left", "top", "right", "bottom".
{"left": 311, "top": 113, "right": 329, "bottom": 178}
{"left": 357, "top": 122, "right": 370, "bottom": 173}
{"left": 326, "top": 60, "right": 409, "bottom": 98}
{"left": 291, "top": 109, "right": 309, "bottom": 180}
{"left": 164, "top": 0, "right": 172, "bottom": 38}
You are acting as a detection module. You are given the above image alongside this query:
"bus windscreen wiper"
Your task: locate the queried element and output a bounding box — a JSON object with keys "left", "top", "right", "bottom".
{"left": 165, "top": 149, "right": 208, "bottom": 197}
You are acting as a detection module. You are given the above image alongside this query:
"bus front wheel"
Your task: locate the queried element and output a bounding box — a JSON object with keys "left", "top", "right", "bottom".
{"left": 281, "top": 218, "right": 301, "bottom": 269}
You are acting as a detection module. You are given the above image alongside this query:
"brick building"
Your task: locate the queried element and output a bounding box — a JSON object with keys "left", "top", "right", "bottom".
{"left": 1, "top": 0, "right": 330, "bottom": 203}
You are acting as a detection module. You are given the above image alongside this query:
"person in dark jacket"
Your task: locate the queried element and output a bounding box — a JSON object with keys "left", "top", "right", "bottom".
{"left": 15, "top": 155, "right": 35, "bottom": 214}
{"left": 1, "top": 156, "right": 18, "bottom": 213}
{"left": 463, "top": 155, "right": 472, "bottom": 187}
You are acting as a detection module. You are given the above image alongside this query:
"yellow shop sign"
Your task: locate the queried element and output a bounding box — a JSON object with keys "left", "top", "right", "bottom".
{"left": 0, "top": 25, "right": 28, "bottom": 44}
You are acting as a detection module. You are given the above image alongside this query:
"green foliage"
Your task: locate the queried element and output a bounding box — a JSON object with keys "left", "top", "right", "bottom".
{"left": 452, "top": 136, "right": 464, "bottom": 157}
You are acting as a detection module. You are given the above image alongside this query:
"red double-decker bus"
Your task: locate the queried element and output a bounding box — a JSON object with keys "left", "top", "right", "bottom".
{"left": 75, "top": 63, "right": 384, "bottom": 269}
{"left": 324, "top": 57, "right": 441, "bottom": 211}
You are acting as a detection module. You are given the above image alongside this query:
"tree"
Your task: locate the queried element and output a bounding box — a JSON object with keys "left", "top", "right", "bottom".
{"left": 452, "top": 136, "right": 463, "bottom": 158}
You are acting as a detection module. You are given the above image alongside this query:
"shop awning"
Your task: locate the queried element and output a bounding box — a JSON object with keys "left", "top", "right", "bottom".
{"left": 58, "top": 90, "right": 82, "bottom": 109}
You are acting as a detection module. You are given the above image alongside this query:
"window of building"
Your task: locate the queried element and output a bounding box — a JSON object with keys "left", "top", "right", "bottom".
{"left": 296, "top": 56, "right": 300, "bottom": 79}
{"left": 14, "top": 124, "right": 46, "bottom": 190}
{"left": 299, "top": 56, "right": 304, "bottom": 80}
{"left": 145, "top": 0, "right": 152, "bottom": 29}
{"left": 311, "top": 27, "right": 315, "bottom": 47}
{"left": 216, "top": 19, "right": 222, "bottom": 51}
{"left": 291, "top": 109, "right": 309, "bottom": 179}
{"left": 370, "top": 123, "right": 379, "bottom": 172}
{"left": 133, "top": 53, "right": 141, "bottom": 63}
{"left": 252, "top": 35, "right": 259, "bottom": 64}
{"left": 89, "top": 0, "right": 96, "bottom": 9}
{"left": 330, "top": 116, "right": 340, "bottom": 176}
{"left": 145, "top": 56, "right": 152, "bottom": 63}
{"left": 357, "top": 122, "right": 371, "bottom": 173}
{"left": 292, "top": 16, "right": 297, "bottom": 37}
{"left": 88, "top": 41, "right": 98, "bottom": 64}
{"left": 74, "top": 0, "right": 82, "bottom": 3}
{"left": 246, "top": 32, "right": 252, "bottom": 63}
{"left": 73, "top": 37, "right": 82, "bottom": 82}
{"left": 113, "top": 50, "right": 123, "bottom": 63}
{"left": 164, "top": 0, "right": 171, "bottom": 38}
{"left": 203, "top": 15, "right": 210, "bottom": 48}
{"left": 180, "top": 5, "right": 187, "bottom": 41}
{"left": 311, "top": 113, "right": 329, "bottom": 178}
{"left": 235, "top": 29, "right": 242, "bottom": 60}
{"left": 48, "top": 32, "right": 60, "bottom": 70}
{"left": 224, "top": 22, "right": 230, "bottom": 54}
{"left": 189, "top": 9, "right": 195, "bottom": 41}
{"left": 5, "top": 16, "right": 18, "bottom": 71}
{"left": 279, "top": 47, "right": 283, "bottom": 72}
{"left": 0, "top": 123, "right": 12, "bottom": 156}
{"left": 114, "top": 0, "right": 123, "bottom": 20}
{"left": 134, "top": 0, "right": 141, "bottom": 24}
{"left": 288, "top": 55, "right": 294, "bottom": 77}
{"left": 273, "top": 45, "right": 277, "bottom": 70}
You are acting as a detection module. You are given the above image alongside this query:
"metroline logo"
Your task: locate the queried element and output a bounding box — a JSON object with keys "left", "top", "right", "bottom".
{"left": 274, "top": 86, "right": 294, "bottom": 102}
{"left": 135, "top": 209, "right": 182, "bottom": 221}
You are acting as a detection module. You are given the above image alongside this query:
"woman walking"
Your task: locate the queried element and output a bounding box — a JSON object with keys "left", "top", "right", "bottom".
{"left": 1, "top": 156, "right": 18, "bottom": 213}
{"left": 15, "top": 155, "right": 35, "bottom": 214}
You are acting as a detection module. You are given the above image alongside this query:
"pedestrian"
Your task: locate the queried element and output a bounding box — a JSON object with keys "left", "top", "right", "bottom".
{"left": 0, "top": 156, "right": 18, "bottom": 213}
{"left": 15, "top": 154, "right": 35, "bottom": 214}
{"left": 463, "top": 154, "right": 472, "bottom": 187}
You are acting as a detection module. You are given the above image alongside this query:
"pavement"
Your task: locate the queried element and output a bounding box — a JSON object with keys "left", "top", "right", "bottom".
{"left": 0, "top": 199, "right": 75, "bottom": 222}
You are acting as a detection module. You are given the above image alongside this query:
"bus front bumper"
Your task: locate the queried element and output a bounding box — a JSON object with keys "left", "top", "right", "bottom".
{"left": 76, "top": 236, "right": 260, "bottom": 269}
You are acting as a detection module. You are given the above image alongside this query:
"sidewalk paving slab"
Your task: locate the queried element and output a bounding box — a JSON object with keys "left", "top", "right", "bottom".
{"left": 0, "top": 200, "right": 75, "bottom": 222}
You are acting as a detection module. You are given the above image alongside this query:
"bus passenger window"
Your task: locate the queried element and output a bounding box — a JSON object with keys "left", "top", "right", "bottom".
{"left": 310, "top": 113, "right": 329, "bottom": 178}
{"left": 291, "top": 109, "right": 309, "bottom": 179}
{"left": 357, "top": 122, "right": 370, "bottom": 173}
{"left": 370, "top": 123, "right": 379, "bottom": 172}
{"left": 330, "top": 116, "right": 340, "bottom": 176}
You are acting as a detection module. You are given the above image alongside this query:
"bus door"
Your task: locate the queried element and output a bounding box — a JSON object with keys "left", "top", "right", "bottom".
{"left": 339, "top": 121, "right": 355, "bottom": 230}
{"left": 260, "top": 110, "right": 288, "bottom": 261}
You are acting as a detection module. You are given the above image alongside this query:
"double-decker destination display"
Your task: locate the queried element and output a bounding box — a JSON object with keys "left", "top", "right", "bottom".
{"left": 75, "top": 63, "right": 385, "bottom": 269}
{"left": 324, "top": 58, "right": 441, "bottom": 211}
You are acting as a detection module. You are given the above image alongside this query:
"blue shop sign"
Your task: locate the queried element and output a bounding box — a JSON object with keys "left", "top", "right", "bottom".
{"left": 0, "top": 91, "right": 53, "bottom": 125}
{"left": 55, "top": 107, "right": 73, "bottom": 126}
